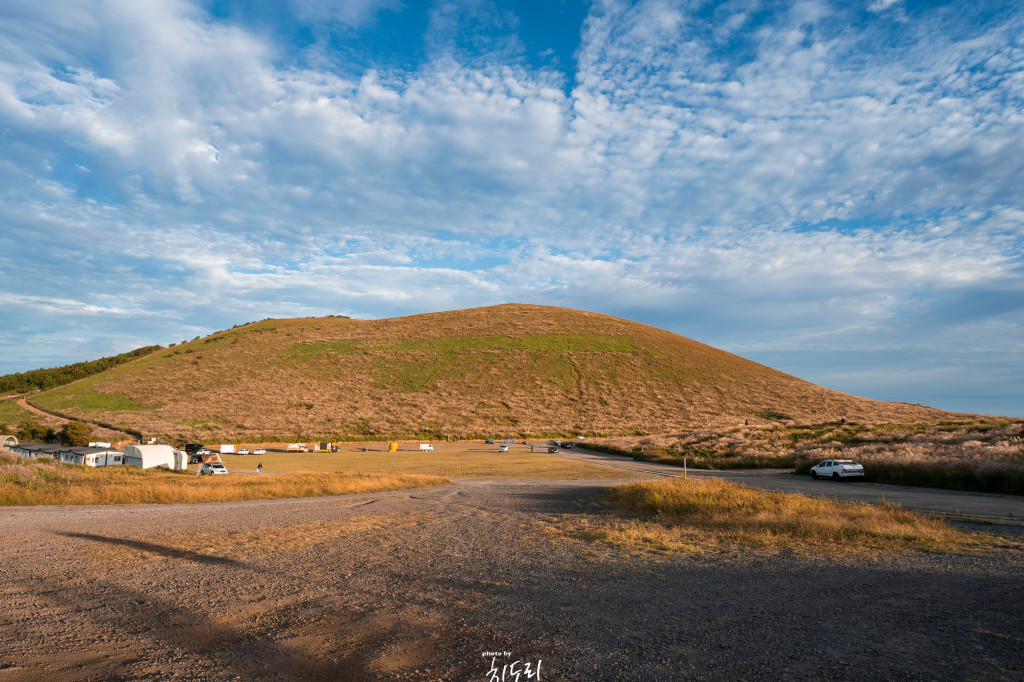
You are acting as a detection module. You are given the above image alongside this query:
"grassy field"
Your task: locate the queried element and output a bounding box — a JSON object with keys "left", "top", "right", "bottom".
{"left": 0, "top": 400, "right": 35, "bottom": 429}
{"left": 221, "top": 443, "right": 655, "bottom": 480}
{"left": 0, "top": 452, "right": 448, "bottom": 506}
{"left": 28, "top": 304, "right": 971, "bottom": 442}
{"left": 551, "top": 476, "right": 1008, "bottom": 557}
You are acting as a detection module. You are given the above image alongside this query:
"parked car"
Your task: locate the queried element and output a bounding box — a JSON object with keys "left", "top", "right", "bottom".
{"left": 197, "top": 448, "right": 212, "bottom": 456}
{"left": 498, "top": 445, "right": 509, "bottom": 452}
{"left": 503, "top": 439, "right": 515, "bottom": 443}
{"left": 237, "top": 448, "right": 250, "bottom": 455}
{"left": 484, "top": 440, "right": 495, "bottom": 444}
{"left": 548, "top": 447, "right": 558, "bottom": 453}
{"left": 810, "top": 459, "right": 865, "bottom": 480}
{"left": 562, "top": 442, "right": 575, "bottom": 449}
{"left": 199, "top": 463, "right": 228, "bottom": 476}
{"left": 253, "top": 448, "right": 266, "bottom": 455}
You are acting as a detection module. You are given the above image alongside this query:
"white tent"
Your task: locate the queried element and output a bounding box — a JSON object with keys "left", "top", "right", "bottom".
{"left": 124, "top": 444, "right": 188, "bottom": 470}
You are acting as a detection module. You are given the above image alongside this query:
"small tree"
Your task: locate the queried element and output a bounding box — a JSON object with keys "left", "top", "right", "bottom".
{"left": 59, "top": 421, "right": 93, "bottom": 447}
{"left": 18, "top": 419, "right": 55, "bottom": 443}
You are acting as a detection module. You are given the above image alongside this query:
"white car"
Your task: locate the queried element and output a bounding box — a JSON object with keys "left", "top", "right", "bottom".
{"left": 810, "top": 459, "right": 864, "bottom": 481}
{"left": 237, "top": 448, "right": 250, "bottom": 455}
{"left": 253, "top": 448, "right": 266, "bottom": 455}
{"left": 199, "top": 463, "right": 228, "bottom": 476}
{"left": 498, "top": 445, "right": 509, "bottom": 452}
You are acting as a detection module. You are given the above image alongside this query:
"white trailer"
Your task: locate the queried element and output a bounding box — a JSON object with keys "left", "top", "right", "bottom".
{"left": 219, "top": 444, "right": 235, "bottom": 454}
{"left": 419, "top": 444, "right": 434, "bottom": 451}
{"left": 124, "top": 444, "right": 188, "bottom": 470}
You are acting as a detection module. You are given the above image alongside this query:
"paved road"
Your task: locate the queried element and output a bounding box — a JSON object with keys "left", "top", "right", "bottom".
{"left": 552, "top": 447, "right": 1024, "bottom": 521}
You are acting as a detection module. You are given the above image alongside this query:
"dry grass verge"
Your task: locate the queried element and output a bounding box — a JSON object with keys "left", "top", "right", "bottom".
{"left": 0, "top": 453, "right": 447, "bottom": 506}
{"left": 551, "top": 477, "right": 1007, "bottom": 558}
{"left": 590, "top": 420, "right": 1024, "bottom": 494}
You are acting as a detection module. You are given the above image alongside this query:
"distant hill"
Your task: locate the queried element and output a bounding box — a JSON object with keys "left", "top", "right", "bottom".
{"left": 30, "top": 304, "right": 971, "bottom": 441}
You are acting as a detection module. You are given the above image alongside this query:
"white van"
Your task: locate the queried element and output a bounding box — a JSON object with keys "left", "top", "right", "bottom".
{"left": 419, "top": 444, "right": 434, "bottom": 451}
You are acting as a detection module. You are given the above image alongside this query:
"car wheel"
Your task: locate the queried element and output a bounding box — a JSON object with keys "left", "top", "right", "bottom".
{"left": 832, "top": 472, "right": 840, "bottom": 480}
{"left": 811, "top": 471, "right": 818, "bottom": 480}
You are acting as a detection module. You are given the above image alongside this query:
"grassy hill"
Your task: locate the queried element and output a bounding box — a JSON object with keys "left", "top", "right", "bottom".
{"left": 30, "top": 304, "right": 972, "bottom": 441}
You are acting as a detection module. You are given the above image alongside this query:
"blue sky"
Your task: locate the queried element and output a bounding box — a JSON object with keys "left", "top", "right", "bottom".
{"left": 1, "top": 0, "right": 1022, "bottom": 417}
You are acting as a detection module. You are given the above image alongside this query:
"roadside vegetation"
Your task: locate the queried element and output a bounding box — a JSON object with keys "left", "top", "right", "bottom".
{"left": 553, "top": 476, "right": 1006, "bottom": 557}
{"left": 589, "top": 420, "right": 1024, "bottom": 495}
{"left": 0, "top": 452, "right": 448, "bottom": 506}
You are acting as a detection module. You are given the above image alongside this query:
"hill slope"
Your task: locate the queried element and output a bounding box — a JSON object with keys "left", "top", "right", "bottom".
{"left": 31, "top": 304, "right": 969, "bottom": 441}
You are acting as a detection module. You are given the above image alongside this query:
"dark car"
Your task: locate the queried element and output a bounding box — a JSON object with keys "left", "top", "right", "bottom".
{"left": 548, "top": 447, "right": 558, "bottom": 453}
{"left": 562, "top": 442, "right": 575, "bottom": 449}
{"left": 485, "top": 440, "right": 495, "bottom": 444}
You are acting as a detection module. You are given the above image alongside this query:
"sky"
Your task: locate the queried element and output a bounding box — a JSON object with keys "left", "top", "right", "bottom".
{"left": 0, "top": 0, "right": 1022, "bottom": 417}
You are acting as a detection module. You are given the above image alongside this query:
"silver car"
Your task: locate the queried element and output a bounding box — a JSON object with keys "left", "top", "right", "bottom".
{"left": 810, "top": 459, "right": 864, "bottom": 480}
{"left": 200, "top": 463, "right": 229, "bottom": 476}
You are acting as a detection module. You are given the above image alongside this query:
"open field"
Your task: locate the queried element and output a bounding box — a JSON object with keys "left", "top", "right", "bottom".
{"left": 221, "top": 442, "right": 655, "bottom": 480}
{"left": 0, "top": 452, "right": 447, "bottom": 506}
{"left": 0, "top": 399, "right": 36, "bottom": 430}
{"left": 28, "top": 304, "right": 974, "bottom": 441}
{"left": 2, "top": 478, "right": 1021, "bottom": 680}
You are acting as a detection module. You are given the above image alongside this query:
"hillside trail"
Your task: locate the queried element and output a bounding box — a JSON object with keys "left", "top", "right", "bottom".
{"left": 12, "top": 396, "right": 133, "bottom": 442}
{"left": 14, "top": 396, "right": 68, "bottom": 427}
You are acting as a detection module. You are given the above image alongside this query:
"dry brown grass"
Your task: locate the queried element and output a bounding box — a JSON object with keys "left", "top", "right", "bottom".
{"left": 0, "top": 453, "right": 447, "bottom": 506}
{"left": 29, "top": 305, "right": 973, "bottom": 442}
{"left": 592, "top": 420, "right": 1023, "bottom": 468}
{"left": 549, "top": 477, "right": 1006, "bottom": 558}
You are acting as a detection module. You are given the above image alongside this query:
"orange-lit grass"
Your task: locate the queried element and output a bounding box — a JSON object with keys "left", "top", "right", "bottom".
{"left": 555, "top": 476, "right": 1004, "bottom": 557}
{"left": 0, "top": 453, "right": 447, "bottom": 506}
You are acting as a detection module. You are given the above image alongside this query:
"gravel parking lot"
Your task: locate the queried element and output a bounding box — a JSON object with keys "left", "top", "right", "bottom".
{"left": 1, "top": 478, "right": 1021, "bottom": 680}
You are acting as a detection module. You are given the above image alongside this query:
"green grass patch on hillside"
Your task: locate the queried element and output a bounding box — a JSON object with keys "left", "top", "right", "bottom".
{"left": 549, "top": 476, "right": 1004, "bottom": 557}
{"left": 284, "top": 334, "right": 635, "bottom": 359}
{"left": 390, "top": 334, "right": 635, "bottom": 353}
{"left": 0, "top": 400, "right": 34, "bottom": 428}
{"left": 34, "top": 379, "right": 153, "bottom": 414}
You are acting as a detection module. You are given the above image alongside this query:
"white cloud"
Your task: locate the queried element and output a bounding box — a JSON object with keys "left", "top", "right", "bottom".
{"left": 0, "top": 0, "right": 1022, "bottom": 414}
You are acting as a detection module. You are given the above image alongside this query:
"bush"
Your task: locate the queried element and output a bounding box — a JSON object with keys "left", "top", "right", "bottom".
{"left": 58, "top": 421, "right": 93, "bottom": 447}
{"left": 17, "top": 419, "right": 55, "bottom": 443}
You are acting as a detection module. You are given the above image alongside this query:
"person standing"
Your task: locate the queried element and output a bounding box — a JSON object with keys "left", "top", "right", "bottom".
{"left": 257, "top": 462, "right": 262, "bottom": 474}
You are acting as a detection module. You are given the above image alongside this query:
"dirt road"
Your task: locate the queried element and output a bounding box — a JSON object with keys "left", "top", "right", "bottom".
{"left": 1, "top": 478, "right": 1022, "bottom": 680}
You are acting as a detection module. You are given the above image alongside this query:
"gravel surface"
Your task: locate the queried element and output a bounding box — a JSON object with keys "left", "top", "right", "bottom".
{"left": 1, "top": 478, "right": 1022, "bottom": 680}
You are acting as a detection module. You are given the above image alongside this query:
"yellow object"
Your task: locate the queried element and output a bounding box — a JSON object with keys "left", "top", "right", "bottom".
{"left": 389, "top": 441, "right": 398, "bottom": 452}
